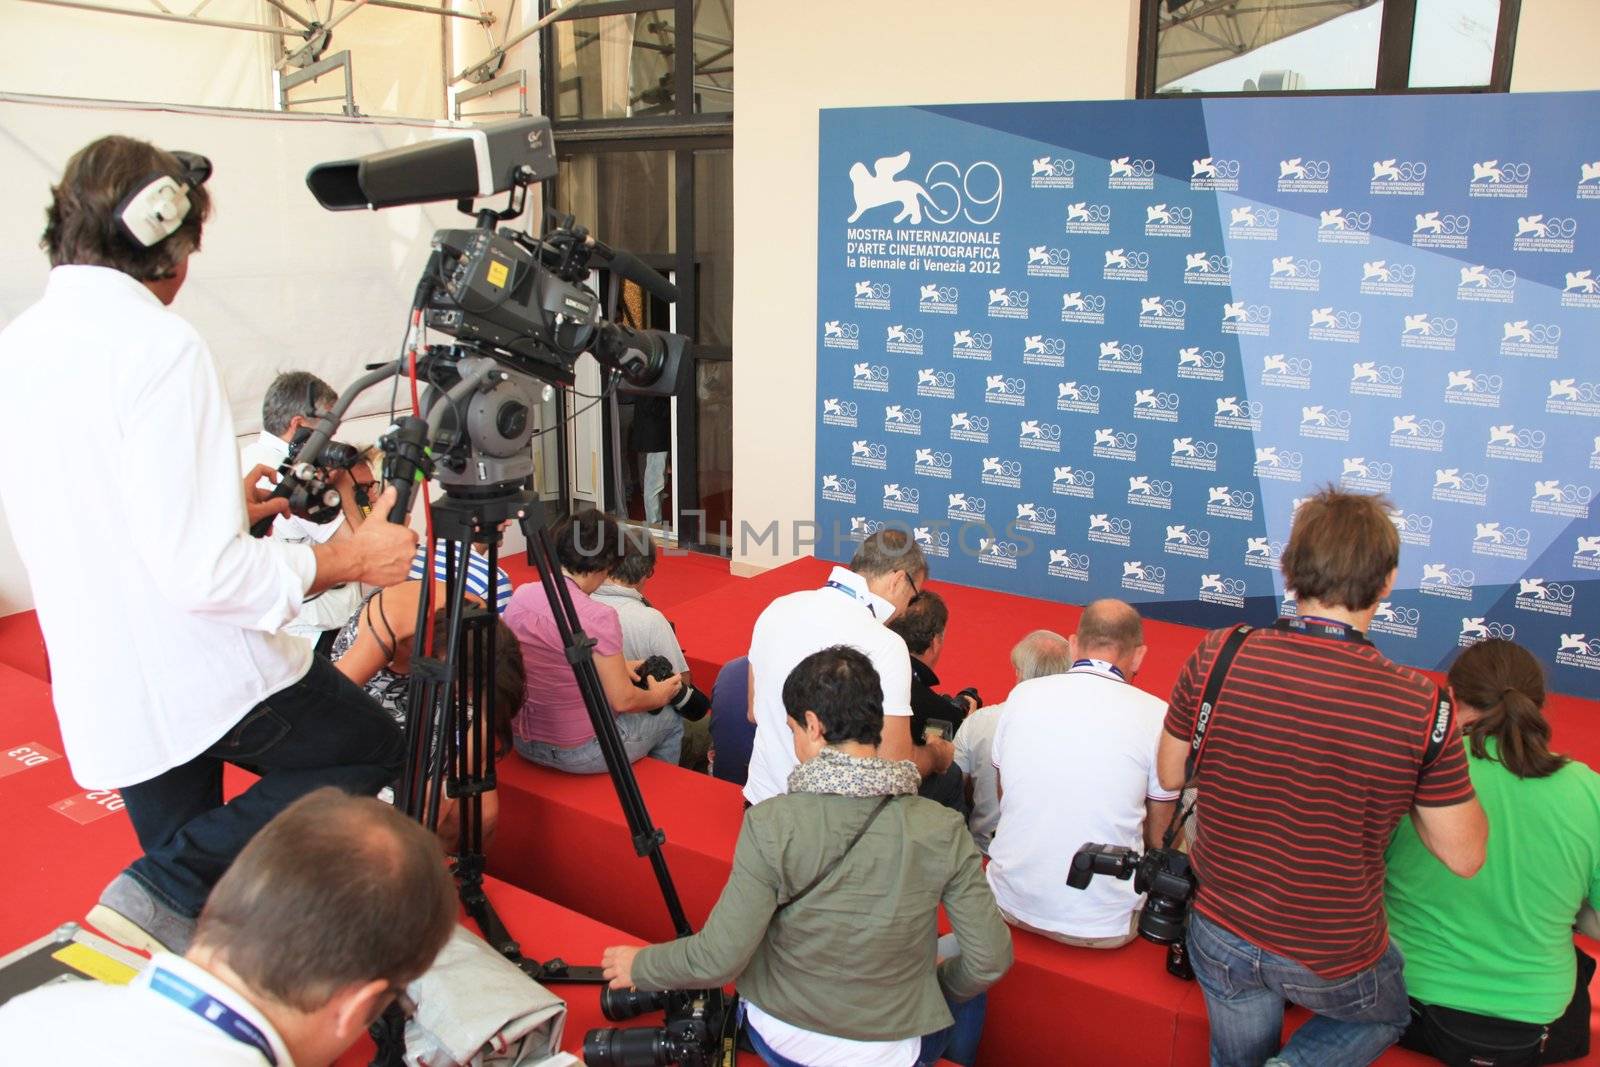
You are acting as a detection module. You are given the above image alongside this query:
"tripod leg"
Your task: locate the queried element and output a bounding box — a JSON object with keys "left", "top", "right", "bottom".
{"left": 521, "top": 508, "right": 695, "bottom": 938}
{"left": 396, "top": 537, "right": 438, "bottom": 822}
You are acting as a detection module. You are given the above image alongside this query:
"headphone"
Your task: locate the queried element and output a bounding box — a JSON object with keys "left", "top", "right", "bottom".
{"left": 115, "top": 150, "right": 213, "bottom": 248}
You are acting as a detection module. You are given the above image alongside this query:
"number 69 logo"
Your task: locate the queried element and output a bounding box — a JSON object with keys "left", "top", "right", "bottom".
{"left": 923, "top": 161, "right": 1004, "bottom": 226}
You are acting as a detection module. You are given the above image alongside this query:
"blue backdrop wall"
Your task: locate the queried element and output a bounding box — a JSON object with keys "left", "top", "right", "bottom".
{"left": 813, "top": 92, "right": 1600, "bottom": 697}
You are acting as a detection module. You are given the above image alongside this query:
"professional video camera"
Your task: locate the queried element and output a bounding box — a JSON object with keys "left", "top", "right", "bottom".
{"left": 264, "top": 114, "right": 686, "bottom": 522}
{"left": 586, "top": 988, "right": 736, "bottom": 1067}
{"left": 1066, "top": 842, "right": 1196, "bottom": 945}
{"left": 288, "top": 117, "right": 729, "bottom": 1067}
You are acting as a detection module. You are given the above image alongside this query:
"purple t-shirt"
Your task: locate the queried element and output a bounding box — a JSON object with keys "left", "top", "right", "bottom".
{"left": 505, "top": 577, "right": 623, "bottom": 746}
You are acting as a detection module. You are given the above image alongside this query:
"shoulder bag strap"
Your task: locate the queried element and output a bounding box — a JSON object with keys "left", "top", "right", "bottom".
{"left": 1184, "top": 624, "right": 1255, "bottom": 784}
{"left": 1419, "top": 688, "right": 1454, "bottom": 771}
{"left": 774, "top": 794, "right": 895, "bottom": 913}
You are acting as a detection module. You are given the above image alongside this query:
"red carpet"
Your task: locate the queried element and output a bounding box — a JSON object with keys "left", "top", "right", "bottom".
{"left": 669, "top": 556, "right": 1600, "bottom": 770}
{"left": 2, "top": 551, "right": 1598, "bottom": 1066}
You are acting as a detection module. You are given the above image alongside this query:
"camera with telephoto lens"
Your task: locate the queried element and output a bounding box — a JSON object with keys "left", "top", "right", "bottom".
{"left": 265, "top": 428, "right": 364, "bottom": 526}
{"left": 633, "top": 655, "right": 677, "bottom": 691}
{"left": 634, "top": 655, "right": 709, "bottom": 722}
{"left": 584, "top": 987, "right": 733, "bottom": 1067}
{"left": 1066, "top": 842, "right": 1196, "bottom": 945}
{"left": 287, "top": 426, "right": 360, "bottom": 473}
{"left": 945, "top": 686, "right": 982, "bottom": 717}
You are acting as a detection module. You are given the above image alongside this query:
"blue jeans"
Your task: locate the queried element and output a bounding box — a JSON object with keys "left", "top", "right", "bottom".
{"left": 514, "top": 710, "right": 683, "bottom": 774}
{"left": 119, "top": 657, "right": 404, "bottom": 917}
{"left": 744, "top": 993, "right": 988, "bottom": 1067}
{"left": 1188, "top": 912, "right": 1409, "bottom": 1067}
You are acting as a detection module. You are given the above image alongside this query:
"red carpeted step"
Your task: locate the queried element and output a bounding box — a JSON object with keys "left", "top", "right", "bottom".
{"left": 0, "top": 610, "right": 50, "bottom": 683}
{"left": 0, "top": 663, "right": 139, "bottom": 949}
{"left": 500, "top": 545, "right": 737, "bottom": 614}
{"left": 486, "top": 754, "right": 745, "bottom": 943}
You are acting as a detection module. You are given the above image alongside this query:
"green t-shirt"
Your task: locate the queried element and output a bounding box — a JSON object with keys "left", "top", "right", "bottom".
{"left": 1385, "top": 737, "right": 1600, "bottom": 1023}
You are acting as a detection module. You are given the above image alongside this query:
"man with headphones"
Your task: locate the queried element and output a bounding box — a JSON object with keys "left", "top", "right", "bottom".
{"left": 0, "top": 136, "right": 420, "bottom": 954}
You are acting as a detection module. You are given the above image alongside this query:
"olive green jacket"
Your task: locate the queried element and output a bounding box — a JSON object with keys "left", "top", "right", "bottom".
{"left": 629, "top": 791, "right": 1013, "bottom": 1041}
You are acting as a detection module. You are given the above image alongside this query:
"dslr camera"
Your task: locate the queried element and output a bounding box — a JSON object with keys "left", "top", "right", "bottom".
{"left": 633, "top": 655, "right": 710, "bottom": 723}
{"left": 1066, "top": 842, "right": 1196, "bottom": 945}
{"left": 584, "top": 987, "right": 734, "bottom": 1067}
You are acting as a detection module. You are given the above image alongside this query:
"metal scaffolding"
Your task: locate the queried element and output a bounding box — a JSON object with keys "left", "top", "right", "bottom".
{"left": 13, "top": 0, "right": 570, "bottom": 116}
{"left": 1153, "top": 0, "right": 1379, "bottom": 87}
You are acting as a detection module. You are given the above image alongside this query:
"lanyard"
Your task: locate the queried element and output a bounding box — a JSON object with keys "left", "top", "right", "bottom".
{"left": 148, "top": 968, "right": 278, "bottom": 1066}
{"left": 1274, "top": 615, "right": 1371, "bottom": 646}
{"left": 1069, "top": 658, "right": 1126, "bottom": 682}
{"left": 825, "top": 579, "right": 876, "bottom": 618}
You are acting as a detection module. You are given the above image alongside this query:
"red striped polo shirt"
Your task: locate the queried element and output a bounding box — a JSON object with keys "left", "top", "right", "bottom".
{"left": 1164, "top": 623, "right": 1474, "bottom": 978}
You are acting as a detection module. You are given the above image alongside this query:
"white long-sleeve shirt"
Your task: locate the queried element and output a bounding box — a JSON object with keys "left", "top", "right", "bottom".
{"left": 0, "top": 266, "right": 316, "bottom": 788}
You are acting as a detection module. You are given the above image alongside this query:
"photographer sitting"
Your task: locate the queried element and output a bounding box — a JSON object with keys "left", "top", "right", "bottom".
{"left": 886, "top": 589, "right": 977, "bottom": 811}
{"left": 744, "top": 530, "right": 953, "bottom": 807}
{"left": 986, "top": 601, "right": 1176, "bottom": 946}
{"left": 0, "top": 788, "right": 457, "bottom": 1066}
{"left": 241, "top": 371, "right": 369, "bottom": 646}
{"left": 601, "top": 646, "right": 1012, "bottom": 1067}
{"left": 952, "top": 629, "right": 1073, "bottom": 855}
{"left": 593, "top": 526, "right": 713, "bottom": 771}
{"left": 1386, "top": 639, "right": 1600, "bottom": 1065}
{"left": 1157, "top": 488, "right": 1487, "bottom": 1067}
{"left": 506, "top": 508, "right": 685, "bottom": 773}
{"left": 330, "top": 578, "right": 522, "bottom": 846}
{"left": 0, "top": 135, "right": 418, "bottom": 954}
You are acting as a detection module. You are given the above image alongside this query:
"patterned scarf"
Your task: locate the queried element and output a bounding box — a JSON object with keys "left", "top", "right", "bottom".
{"left": 786, "top": 746, "right": 921, "bottom": 798}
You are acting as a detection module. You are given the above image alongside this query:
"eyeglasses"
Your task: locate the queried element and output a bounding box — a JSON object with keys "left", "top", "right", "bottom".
{"left": 904, "top": 570, "right": 920, "bottom": 597}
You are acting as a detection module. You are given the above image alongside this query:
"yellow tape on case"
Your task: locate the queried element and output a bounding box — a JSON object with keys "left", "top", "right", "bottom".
{"left": 486, "top": 260, "right": 510, "bottom": 288}
{"left": 53, "top": 941, "right": 139, "bottom": 985}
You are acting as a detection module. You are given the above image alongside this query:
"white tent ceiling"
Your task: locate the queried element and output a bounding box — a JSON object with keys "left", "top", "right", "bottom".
{"left": 7, "top": 0, "right": 549, "bottom": 119}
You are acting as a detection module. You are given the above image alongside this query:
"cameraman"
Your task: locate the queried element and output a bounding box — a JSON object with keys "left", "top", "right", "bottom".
{"left": 886, "top": 589, "right": 976, "bottom": 810}
{"left": 1157, "top": 488, "right": 1487, "bottom": 1066}
{"left": 240, "top": 371, "right": 369, "bottom": 645}
{"left": 0, "top": 136, "right": 418, "bottom": 954}
{"left": 601, "top": 646, "right": 1011, "bottom": 1067}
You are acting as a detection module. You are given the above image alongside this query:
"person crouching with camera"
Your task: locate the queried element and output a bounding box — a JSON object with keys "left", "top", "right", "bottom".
{"left": 1156, "top": 487, "right": 1488, "bottom": 1067}
{"left": 601, "top": 646, "right": 1012, "bottom": 1067}
{"left": 505, "top": 508, "right": 685, "bottom": 772}
{"left": 987, "top": 599, "right": 1178, "bottom": 947}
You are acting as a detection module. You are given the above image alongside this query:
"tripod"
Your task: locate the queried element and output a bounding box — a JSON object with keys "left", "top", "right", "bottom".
{"left": 371, "top": 486, "right": 695, "bottom": 1063}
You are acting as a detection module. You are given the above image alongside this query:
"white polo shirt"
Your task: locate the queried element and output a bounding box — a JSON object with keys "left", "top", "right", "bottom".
{"left": 0, "top": 267, "right": 315, "bottom": 788}
{"left": 952, "top": 701, "right": 1005, "bottom": 853}
{"left": 742, "top": 567, "right": 913, "bottom": 805}
{"left": 985, "top": 663, "right": 1179, "bottom": 938}
{"left": 0, "top": 951, "right": 294, "bottom": 1065}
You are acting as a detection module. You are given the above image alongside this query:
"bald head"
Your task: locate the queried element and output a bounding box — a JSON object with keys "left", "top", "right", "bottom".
{"left": 1010, "top": 629, "right": 1073, "bottom": 682}
{"left": 1073, "top": 599, "right": 1145, "bottom": 672}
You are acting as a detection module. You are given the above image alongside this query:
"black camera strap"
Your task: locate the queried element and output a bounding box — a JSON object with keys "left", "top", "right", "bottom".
{"left": 775, "top": 795, "right": 894, "bottom": 913}
{"left": 1162, "top": 623, "right": 1254, "bottom": 852}
{"left": 1183, "top": 624, "right": 1255, "bottom": 784}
